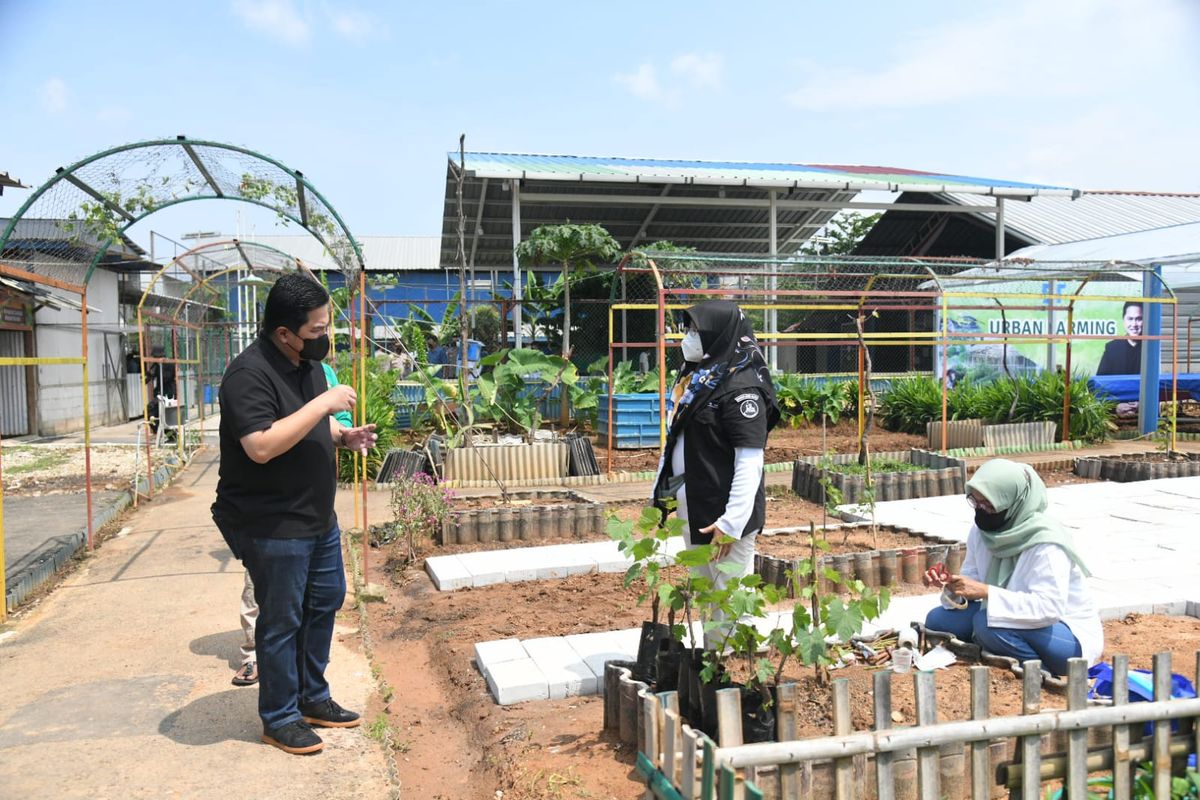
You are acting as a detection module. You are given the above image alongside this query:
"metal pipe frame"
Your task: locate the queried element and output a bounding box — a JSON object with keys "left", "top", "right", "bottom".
{"left": 0, "top": 264, "right": 90, "bottom": 622}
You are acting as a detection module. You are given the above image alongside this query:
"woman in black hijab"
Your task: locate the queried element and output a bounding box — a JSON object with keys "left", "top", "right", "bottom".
{"left": 652, "top": 300, "right": 780, "bottom": 647}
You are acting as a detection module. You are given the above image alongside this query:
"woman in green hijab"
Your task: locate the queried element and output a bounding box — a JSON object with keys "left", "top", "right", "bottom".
{"left": 923, "top": 459, "right": 1103, "bottom": 675}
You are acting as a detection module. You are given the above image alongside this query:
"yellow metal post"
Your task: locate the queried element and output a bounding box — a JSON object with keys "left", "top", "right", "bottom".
{"left": 358, "top": 268, "right": 369, "bottom": 582}
{"left": 940, "top": 293, "right": 949, "bottom": 453}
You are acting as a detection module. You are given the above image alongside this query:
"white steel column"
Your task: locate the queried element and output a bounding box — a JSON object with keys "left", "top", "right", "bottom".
{"left": 768, "top": 190, "right": 779, "bottom": 371}
{"left": 511, "top": 179, "right": 523, "bottom": 349}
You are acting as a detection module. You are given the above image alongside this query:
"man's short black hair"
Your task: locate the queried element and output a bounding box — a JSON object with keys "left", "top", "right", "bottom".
{"left": 261, "top": 274, "right": 329, "bottom": 335}
{"left": 1123, "top": 301, "right": 1144, "bottom": 316}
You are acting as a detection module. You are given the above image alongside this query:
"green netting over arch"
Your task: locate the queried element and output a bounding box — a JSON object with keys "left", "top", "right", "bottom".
{"left": 0, "top": 136, "right": 364, "bottom": 286}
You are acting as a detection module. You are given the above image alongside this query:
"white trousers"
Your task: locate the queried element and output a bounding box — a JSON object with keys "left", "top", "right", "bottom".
{"left": 239, "top": 569, "right": 258, "bottom": 664}
{"left": 683, "top": 524, "right": 758, "bottom": 650}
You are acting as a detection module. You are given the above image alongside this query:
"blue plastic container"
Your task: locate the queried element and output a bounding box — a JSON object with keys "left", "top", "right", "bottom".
{"left": 597, "top": 393, "right": 663, "bottom": 449}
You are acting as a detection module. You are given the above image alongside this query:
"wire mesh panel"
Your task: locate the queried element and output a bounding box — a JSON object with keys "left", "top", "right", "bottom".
{"left": 0, "top": 137, "right": 364, "bottom": 287}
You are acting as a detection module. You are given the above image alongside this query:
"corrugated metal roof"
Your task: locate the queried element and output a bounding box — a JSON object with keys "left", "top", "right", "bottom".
{"left": 942, "top": 191, "right": 1200, "bottom": 245}
{"left": 0, "top": 171, "right": 28, "bottom": 193}
{"left": 458, "top": 152, "right": 1076, "bottom": 197}
{"left": 1006, "top": 221, "right": 1200, "bottom": 266}
{"left": 186, "top": 235, "right": 442, "bottom": 271}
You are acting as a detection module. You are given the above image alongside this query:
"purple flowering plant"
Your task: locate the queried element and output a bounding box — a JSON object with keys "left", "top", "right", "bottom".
{"left": 386, "top": 471, "right": 455, "bottom": 563}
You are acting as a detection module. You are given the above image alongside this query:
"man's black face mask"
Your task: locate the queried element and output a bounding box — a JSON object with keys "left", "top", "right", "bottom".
{"left": 291, "top": 331, "right": 330, "bottom": 361}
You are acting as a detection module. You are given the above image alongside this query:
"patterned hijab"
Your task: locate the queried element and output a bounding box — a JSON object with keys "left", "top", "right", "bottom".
{"left": 654, "top": 301, "right": 780, "bottom": 496}
{"left": 966, "top": 459, "right": 1090, "bottom": 588}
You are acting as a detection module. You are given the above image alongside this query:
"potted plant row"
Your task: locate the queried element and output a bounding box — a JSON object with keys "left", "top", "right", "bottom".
{"left": 610, "top": 508, "right": 891, "bottom": 745}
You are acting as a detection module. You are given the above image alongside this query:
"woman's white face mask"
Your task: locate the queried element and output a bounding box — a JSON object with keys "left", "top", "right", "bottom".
{"left": 681, "top": 329, "right": 705, "bottom": 362}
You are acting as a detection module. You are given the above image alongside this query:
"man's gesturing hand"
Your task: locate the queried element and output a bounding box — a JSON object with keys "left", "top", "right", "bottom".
{"left": 341, "top": 424, "right": 378, "bottom": 455}
{"left": 322, "top": 385, "right": 357, "bottom": 415}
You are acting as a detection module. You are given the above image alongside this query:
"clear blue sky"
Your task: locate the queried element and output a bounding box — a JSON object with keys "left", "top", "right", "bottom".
{"left": 2, "top": 0, "right": 1199, "bottom": 250}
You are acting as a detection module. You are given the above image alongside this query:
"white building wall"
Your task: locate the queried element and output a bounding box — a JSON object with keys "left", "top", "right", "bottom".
{"left": 33, "top": 269, "right": 129, "bottom": 434}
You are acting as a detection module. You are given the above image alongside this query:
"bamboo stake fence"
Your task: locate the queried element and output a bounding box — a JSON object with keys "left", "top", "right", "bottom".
{"left": 624, "top": 650, "right": 1200, "bottom": 800}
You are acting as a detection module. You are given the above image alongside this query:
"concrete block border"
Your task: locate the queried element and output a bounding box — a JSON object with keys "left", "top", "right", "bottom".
{"left": 791, "top": 448, "right": 967, "bottom": 505}
{"left": 1075, "top": 451, "right": 1200, "bottom": 482}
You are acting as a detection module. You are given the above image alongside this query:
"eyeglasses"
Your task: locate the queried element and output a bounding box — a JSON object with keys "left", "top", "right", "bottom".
{"left": 965, "top": 494, "right": 994, "bottom": 512}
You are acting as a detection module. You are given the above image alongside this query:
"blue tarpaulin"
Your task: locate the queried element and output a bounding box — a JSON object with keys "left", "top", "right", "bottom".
{"left": 1088, "top": 374, "right": 1200, "bottom": 403}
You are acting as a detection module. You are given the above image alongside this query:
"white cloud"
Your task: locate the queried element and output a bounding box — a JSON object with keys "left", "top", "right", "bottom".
{"left": 615, "top": 53, "right": 724, "bottom": 105}
{"left": 39, "top": 77, "right": 67, "bottom": 113}
{"left": 327, "top": 6, "right": 379, "bottom": 41}
{"left": 670, "top": 53, "right": 723, "bottom": 90}
{"left": 615, "top": 63, "right": 664, "bottom": 101}
{"left": 785, "top": 0, "right": 1195, "bottom": 111}
{"left": 231, "top": 0, "right": 310, "bottom": 45}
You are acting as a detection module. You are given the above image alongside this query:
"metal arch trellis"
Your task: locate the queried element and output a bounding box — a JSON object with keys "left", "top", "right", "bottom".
{"left": 0, "top": 136, "right": 365, "bottom": 284}
{"left": 0, "top": 138, "right": 378, "bottom": 613}
{"left": 606, "top": 253, "right": 1179, "bottom": 473}
{"left": 133, "top": 239, "right": 319, "bottom": 504}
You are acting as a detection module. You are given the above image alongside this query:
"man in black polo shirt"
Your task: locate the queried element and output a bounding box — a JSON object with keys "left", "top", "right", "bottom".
{"left": 212, "top": 273, "right": 377, "bottom": 755}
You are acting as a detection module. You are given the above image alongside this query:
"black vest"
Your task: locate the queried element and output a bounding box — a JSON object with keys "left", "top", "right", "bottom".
{"left": 680, "top": 387, "right": 769, "bottom": 545}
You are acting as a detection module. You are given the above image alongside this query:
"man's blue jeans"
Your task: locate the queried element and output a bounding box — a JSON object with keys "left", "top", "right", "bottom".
{"left": 241, "top": 525, "right": 345, "bottom": 731}
{"left": 925, "top": 602, "right": 1082, "bottom": 676}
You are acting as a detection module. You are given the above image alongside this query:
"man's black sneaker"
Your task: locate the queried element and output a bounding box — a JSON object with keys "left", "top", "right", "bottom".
{"left": 261, "top": 720, "right": 324, "bottom": 754}
{"left": 299, "top": 698, "right": 361, "bottom": 728}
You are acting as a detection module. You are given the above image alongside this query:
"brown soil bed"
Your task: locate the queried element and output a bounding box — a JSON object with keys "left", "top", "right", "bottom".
{"left": 366, "top": 524, "right": 1200, "bottom": 800}
{"left": 757, "top": 526, "right": 934, "bottom": 559}
{"left": 449, "top": 493, "right": 582, "bottom": 511}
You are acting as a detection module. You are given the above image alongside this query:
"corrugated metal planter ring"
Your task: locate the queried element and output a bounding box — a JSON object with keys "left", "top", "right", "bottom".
{"left": 790, "top": 448, "right": 968, "bottom": 505}
{"left": 443, "top": 442, "right": 569, "bottom": 484}
{"left": 439, "top": 490, "right": 606, "bottom": 545}
{"left": 1074, "top": 450, "right": 1200, "bottom": 482}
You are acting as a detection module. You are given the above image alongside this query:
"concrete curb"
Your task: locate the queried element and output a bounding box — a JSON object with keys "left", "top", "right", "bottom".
{"left": 5, "top": 460, "right": 180, "bottom": 613}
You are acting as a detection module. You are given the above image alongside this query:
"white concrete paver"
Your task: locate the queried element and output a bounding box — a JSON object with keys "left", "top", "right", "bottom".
{"left": 486, "top": 658, "right": 550, "bottom": 705}
{"left": 426, "top": 536, "right": 686, "bottom": 590}
{"left": 424, "top": 554, "right": 473, "bottom": 590}
{"left": 524, "top": 636, "right": 601, "bottom": 698}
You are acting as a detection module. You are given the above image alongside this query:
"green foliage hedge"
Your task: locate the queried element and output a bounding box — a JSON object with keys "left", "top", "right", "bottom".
{"left": 876, "top": 373, "right": 1115, "bottom": 442}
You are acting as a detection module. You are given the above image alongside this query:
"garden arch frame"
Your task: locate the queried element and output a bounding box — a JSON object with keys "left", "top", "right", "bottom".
{"left": 0, "top": 138, "right": 376, "bottom": 613}
{"left": 134, "top": 238, "right": 318, "bottom": 496}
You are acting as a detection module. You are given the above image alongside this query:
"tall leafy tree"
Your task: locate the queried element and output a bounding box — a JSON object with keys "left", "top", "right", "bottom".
{"left": 801, "top": 212, "right": 882, "bottom": 255}
{"left": 515, "top": 223, "right": 621, "bottom": 359}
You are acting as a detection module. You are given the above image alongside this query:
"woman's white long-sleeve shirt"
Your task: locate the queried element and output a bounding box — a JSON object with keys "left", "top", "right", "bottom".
{"left": 941, "top": 527, "right": 1104, "bottom": 665}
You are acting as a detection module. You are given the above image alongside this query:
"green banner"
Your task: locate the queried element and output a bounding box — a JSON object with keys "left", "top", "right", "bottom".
{"left": 937, "top": 279, "right": 1141, "bottom": 384}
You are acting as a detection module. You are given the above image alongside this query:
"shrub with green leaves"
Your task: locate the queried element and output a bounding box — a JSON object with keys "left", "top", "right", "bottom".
{"left": 877, "top": 373, "right": 1115, "bottom": 442}
{"left": 474, "top": 348, "right": 579, "bottom": 437}
{"left": 333, "top": 358, "right": 399, "bottom": 481}
{"left": 774, "top": 375, "right": 853, "bottom": 428}
{"left": 877, "top": 375, "right": 943, "bottom": 434}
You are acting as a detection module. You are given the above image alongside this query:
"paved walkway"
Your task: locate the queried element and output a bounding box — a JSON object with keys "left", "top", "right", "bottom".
{"left": 0, "top": 448, "right": 394, "bottom": 800}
